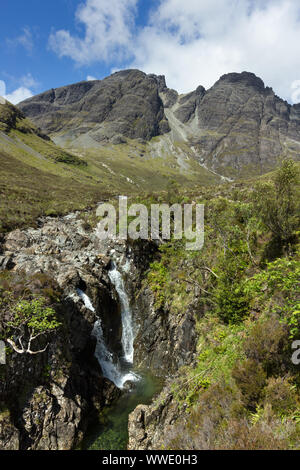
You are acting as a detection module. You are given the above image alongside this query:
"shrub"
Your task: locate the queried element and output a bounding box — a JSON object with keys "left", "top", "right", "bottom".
{"left": 232, "top": 359, "right": 267, "bottom": 410}
{"left": 242, "top": 316, "right": 289, "bottom": 375}
{"left": 252, "top": 159, "right": 299, "bottom": 252}
{"left": 263, "top": 377, "right": 298, "bottom": 416}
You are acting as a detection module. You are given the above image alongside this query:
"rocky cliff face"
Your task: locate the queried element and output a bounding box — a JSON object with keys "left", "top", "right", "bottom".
{"left": 120, "top": 240, "right": 197, "bottom": 376}
{"left": 128, "top": 380, "right": 182, "bottom": 450}
{"left": 19, "top": 70, "right": 300, "bottom": 179}
{"left": 18, "top": 70, "right": 170, "bottom": 147}
{"left": 160, "top": 71, "right": 300, "bottom": 177}
{"left": 0, "top": 211, "right": 197, "bottom": 449}
{"left": 0, "top": 214, "right": 122, "bottom": 449}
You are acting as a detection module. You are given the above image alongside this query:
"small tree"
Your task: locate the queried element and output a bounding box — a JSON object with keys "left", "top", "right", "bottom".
{"left": 252, "top": 159, "right": 299, "bottom": 252}
{"left": 5, "top": 296, "right": 61, "bottom": 355}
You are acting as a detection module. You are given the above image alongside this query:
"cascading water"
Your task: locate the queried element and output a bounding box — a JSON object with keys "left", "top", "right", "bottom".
{"left": 76, "top": 285, "right": 138, "bottom": 389}
{"left": 76, "top": 288, "right": 95, "bottom": 313}
{"left": 92, "top": 320, "right": 137, "bottom": 389}
{"left": 108, "top": 261, "right": 134, "bottom": 364}
{"left": 79, "top": 266, "right": 163, "bottom": 451}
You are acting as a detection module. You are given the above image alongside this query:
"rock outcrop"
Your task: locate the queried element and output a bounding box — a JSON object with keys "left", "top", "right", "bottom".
{"left": 132, "top": 285, "right": 196, "bottom": 375}
{"left": 0, "top": 213, "right": 122, "bottom": 449}
{"left": 18, "top": 70, "right": 170, "bottom": 146}
{"left": 0, "top": 211, "right": 197, "bottom": 449}
{"left": 128, "top": 378, "right": 183, "bottom": 450}
{"left": 160, "top": 71, "right": 300, "bottom": 178}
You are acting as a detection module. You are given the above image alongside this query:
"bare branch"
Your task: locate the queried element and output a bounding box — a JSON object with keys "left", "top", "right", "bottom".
{"left": 6, "top": 338, "right": 25, "bottom": 354}
{"left": 27, "top": 344, "right": 49, "bottom": 355}
{"left": 199, "top": 266, "right": 219, "bottom": 278}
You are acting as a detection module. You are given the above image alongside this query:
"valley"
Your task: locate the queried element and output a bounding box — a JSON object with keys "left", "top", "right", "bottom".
{"left": 0, "top": 69, "right": 299, "bottom": 451}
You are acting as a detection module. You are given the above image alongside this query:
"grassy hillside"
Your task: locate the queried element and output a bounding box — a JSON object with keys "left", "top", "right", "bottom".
{"left": 138, "top": 159, "right": 300, "bottom": 449}
{"left": 0, "top": 100, "right": 222, "bottom": 234}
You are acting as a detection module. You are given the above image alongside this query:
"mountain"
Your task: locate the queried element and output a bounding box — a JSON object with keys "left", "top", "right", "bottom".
{"left": 19, "top": 70, "right": 300, "bottom": 178}
{"left": 160, "top": 71, "right": 300, "bottom": 178}
{"left": 1, "top": 73, "right": 300, "bottom": 452}
{"left": 18, "top": 70, "right": 170, "bottom": 146}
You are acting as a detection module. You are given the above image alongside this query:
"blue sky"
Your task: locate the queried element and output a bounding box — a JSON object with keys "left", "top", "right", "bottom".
{"left": 0, "top": 0, "right": 143, "bottom": 96}
{"left": 1, "top": 0, "right": 300, "bottom": 104}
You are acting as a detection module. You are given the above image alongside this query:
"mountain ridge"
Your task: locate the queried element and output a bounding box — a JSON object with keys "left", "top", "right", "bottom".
{"left": 18, "top": 69, "right": 300, "bottom": 179}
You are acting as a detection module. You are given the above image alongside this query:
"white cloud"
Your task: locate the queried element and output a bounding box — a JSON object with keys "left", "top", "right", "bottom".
{"left": 0, "top": 79, "right": 34, "bottom": 105}
{"left": 4, "top": 87, "right": 33, "bottom": 104}
{"left": 291, "top": 80, "right": 300, "bottom": 104}
{"left": 132, "top": 0, "right": 300, "bottom": 101}
{"left": 6, "top": 27, "right": 34, "bottom": 53}
{"left": 0, "top": 80, "right": 5, "bottom": 96}
{"left": 0, "top": 80, "right": 6, "bottom": 104}
{"left": 86, "top": 75, "right": 97, "bottom": 81}
{"left": 20, "top": 73, "right": 39, "bottom": 89}
{"left": 49, "top": 0, "right": 300, "bottom": 102}
{"left": 49, "top": 0, "right": 138, "bottom": 64}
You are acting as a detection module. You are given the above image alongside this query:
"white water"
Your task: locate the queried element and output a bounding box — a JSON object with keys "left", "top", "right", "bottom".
{"left": 76, "top": 287, "right": 138, "bottom": 389}
{"left": 76, "top": 288, "right": 95, "bottom": 312}
{"left": 91, "top": 320, "right": 138, "bottom": 389}
{"left": 108, "top": 262, "right": 134, "bottom": 364}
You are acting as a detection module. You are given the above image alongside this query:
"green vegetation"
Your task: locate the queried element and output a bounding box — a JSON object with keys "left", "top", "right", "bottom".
{"left": 0, "top": 271, "right": 62, "bottom": 355}
{"left": 143, "top": 159, "right": 300, "bottom": 449}
{"left": 252, "top": 158, "right": 299, "bottom": 254}
{"left": 1, "top": 99, "right": 299, "bottom": 450}
{"left": 0, "top": 101, "right": 221, "bottom": 234}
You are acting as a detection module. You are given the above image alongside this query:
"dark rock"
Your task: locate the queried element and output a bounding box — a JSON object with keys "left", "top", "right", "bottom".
{"left": 110, "top": 134, "right": 127, "bottom": 145}
{"left": 175, "top": 86, "right": 206, "bottom": 123}
{"left": 0, "top": 413, "right": 20, "bottom": 450}
{"left": 128, "top": 386, "right": 178, "bottom": 450}
{"left": 19, "top": 70, "right": 170, "bottom": 144}
{"left": 168, "top": 71, "right": 300, "bottom": 177}
{"left": 18, "top": 69, "right": 300, "bottom": 178}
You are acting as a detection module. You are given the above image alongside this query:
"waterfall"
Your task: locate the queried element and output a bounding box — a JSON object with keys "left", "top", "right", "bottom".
{"left": 92, "top": 320, "right": 137, "bottom": 389}
{"left": 108, "top": 261, "right": 134, "bottom": 364}
{"left": 76, "top": 288, "right": 138, "bottom": 389}
{"left": 76, "top": 288, "right": 95, "bottom": 312}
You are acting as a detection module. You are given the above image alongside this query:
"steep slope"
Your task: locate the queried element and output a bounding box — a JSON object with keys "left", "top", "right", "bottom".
{"left": 160, "top": 72, "right": 300, "bottom": 178}
{"left": 18, "top": 70, "right": 170, "bottom": 147}
{"left": 0, "top": 100, "right": 107, "bottom": 233}
{"left": 19, "top": 70, "right": 300, "bottom": 179}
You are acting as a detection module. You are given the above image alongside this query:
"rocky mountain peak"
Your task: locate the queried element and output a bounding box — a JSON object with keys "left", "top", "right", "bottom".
{"left": 18, "top": 69, "right": 170, "bottom": 145}
{"left": 217, "top": 71, "right": 265, "bottom": 91}
{"left": 18, "top": 69, "right": 300, "bottom": 178}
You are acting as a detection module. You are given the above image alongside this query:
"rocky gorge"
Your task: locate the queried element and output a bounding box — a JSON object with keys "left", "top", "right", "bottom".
{"left": 0, "top": 209, "right": 198, "bottom": 450}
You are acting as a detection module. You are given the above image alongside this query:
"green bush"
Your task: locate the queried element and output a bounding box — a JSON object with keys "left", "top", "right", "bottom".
{"left": 263, "top": 377, "right": 298, "bottom": 416}
{"left": 232, "top": 359, "right": 267, "bottom": 410}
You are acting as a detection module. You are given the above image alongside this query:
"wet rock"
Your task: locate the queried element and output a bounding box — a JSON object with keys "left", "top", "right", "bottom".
{"left": 0, "top": 213, "right": 124, "bottom": 450}
{"left": 122, "top": 380, "right": 135, "bottom": 393}
{"left": 128, "top": 387, "right": 179, "bottom": 450}
{"left": 0, "top": 413, "right": 20, "bottom": 450}
{"left": 0, "top": 211, "right": 194, "bottom": 450}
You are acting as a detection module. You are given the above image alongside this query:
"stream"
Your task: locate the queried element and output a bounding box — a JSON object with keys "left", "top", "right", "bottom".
{"left": 82, "top": 370, "right": 163, "bottom": 450}
{"left": 77, "top": 260, "right": 163, "bottom": 450}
